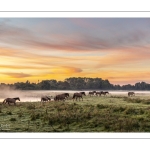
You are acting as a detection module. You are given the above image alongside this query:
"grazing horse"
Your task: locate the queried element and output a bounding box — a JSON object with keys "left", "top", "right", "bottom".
{"left": 41, "top": 96, "right": 51, "bottom": 102}
{"left": 3, "top": 97, "right": 20, "bottom": 105}
{"left": 80, "top": 92, "right": 86, "bottom": 96}
{"left": 62, "top": 93, "right": 70, "bottom": 99}
{"left": 54, "top": 94, "right": 66, "bottom": 101}
{"left": 128, "top": 92, "right": 135, "bottom": 96}
{"left": 100, "top": 91, "right": 109, "bottom": 96}
{"left": 89, "top": 91, "right": 96, "bottom": 96}
{"left": 96, "top": 91, "right": 101, "bottom": 96}
{"left": 72, "top": 93, "right": 83, "bottom": 101}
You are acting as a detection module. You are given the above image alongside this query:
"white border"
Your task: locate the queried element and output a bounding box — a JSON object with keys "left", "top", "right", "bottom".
{"left": 0, "top": 0, "right": 150, "bottom": 11}
{"left": 0, "top": 10, "right": 150, "bottom": 141}
{"left": 0, "top": 12, "right": 150, "bottom": 18}
{"left": 0, "top": 133, "right": 150, "bottom": 139}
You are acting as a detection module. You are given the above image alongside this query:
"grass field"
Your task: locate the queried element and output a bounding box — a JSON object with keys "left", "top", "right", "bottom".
{"left": 1, "top": 94, "right": 150, "bottom": 132}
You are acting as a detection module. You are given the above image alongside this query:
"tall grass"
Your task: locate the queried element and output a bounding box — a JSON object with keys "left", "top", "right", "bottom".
{"left": 0, "top": 95, "right": 150, "bottom": 132}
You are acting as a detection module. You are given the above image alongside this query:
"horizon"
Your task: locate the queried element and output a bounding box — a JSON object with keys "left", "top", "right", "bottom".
{"left": 0, "top": 77, "right": 148, "bottom": 86}
{"left": 0, "top": 18, "right": 150, "bottom": 85}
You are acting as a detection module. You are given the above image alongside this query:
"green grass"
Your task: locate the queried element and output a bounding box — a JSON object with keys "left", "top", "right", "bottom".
{"left": 1, "top": 94, "right": 150, "bottom": 132}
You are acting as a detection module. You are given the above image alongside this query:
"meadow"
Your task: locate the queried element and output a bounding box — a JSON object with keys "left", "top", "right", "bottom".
{"left": 1, "top": 92, "right": 150, "bottom": 132}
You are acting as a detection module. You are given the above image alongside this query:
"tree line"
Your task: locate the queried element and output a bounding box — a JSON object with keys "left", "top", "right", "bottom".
{"left": 0, "top": 77, "right": 150, "bottom": 90}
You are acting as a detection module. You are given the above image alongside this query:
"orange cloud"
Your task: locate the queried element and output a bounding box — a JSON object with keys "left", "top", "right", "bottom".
{"left": 50, "top": 66, "right": 82, "bottom": 74}
{"left": 3, "top": 72, "right": 32, "bottom": 78}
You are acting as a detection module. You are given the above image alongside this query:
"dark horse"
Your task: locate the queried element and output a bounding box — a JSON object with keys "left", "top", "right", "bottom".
{"left": 89, "top": 91, "right": 96, "bottom": 96}
{"left": 3, "top": 97, "right": 20, "bottom": 105}
{"left": 100, "top": 91, "right": 109, "bottom": 96}
{"left": 80, "top": 92, "right": 86, "bottom": 96}
{"left": 41, "top": 96, "right": 51, "bottom": 102}
{"left": 128, "top": 92, "right": 135, "bottom": 96}
{"left": 54, "top": 94, "right": 66, "bottom": 101}
{"left": 72, "top": 92, "right": 85, "bottom": 101}
{"left": 62, "top": 93, "right": 70, "bottom": 99}
{"left": 96, "top": 91, "right": 101, "bottom": 96}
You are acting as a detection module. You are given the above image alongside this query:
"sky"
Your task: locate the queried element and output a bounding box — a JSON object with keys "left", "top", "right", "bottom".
{"left": 0, "top": 18, "right": 150, "bottom": 85}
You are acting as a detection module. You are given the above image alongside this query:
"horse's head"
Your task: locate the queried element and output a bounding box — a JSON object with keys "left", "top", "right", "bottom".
{"left": 15, "top": 97, "right": 20, "bottom": 101}
{"left": 83, "top": 92, "right": 86, "bottom": 96}
{"left": 46, "top": 96, "right": 51, "bottom": 101}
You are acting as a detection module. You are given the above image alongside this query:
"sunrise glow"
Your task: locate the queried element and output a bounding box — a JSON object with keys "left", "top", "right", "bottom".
{"left": 0, "top": 18, "right": 150, "bottom": 85}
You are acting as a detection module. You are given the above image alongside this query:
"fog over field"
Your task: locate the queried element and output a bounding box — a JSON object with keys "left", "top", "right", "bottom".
{"left": 0, "top": 88, "right": 150, "bottom": 102}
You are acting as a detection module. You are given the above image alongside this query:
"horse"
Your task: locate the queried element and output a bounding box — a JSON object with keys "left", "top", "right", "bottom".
{"left": 128, "top": 92, "right": 135, "bottom": 96}
{"left": 3, "top": 97, "right": 20, "bottom": 105}
{"left": 72, "top": 93, "right": 83, "bottom": 101}
{"left": 80, "top": 92, "right": 86, "bottom": 96}
{"left": 96, "top": 91, "right": 101, "bottom": 96}
{"left": 41, "top": 96, "right": 51, "bottom": 102}
{"left": 61, "top": 93, "right": 70, "bottom": 99}
{"left": 100, "top": 91, "right": 109, "bottom": 96}
{"left": 54, "top": 94, "right": 66, "bottom": 101}
{"left": 89, "top": 91, "right": 96, "bottom": 96}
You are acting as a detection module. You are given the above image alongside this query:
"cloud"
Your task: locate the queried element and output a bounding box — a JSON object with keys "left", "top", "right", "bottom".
{"left": 51, "top": 66, "right": 82, "bottom": 74}
{"left": 1, "top": 19, "right": 150, "bottom": 53}
{"left": 3, "top": 72, "right": 32, "bottom": 78}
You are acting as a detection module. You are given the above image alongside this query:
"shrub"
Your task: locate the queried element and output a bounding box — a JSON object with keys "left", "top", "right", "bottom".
{"left": 124, "top": 107, "right": 138, "bottom": 115}
{"left": 96, "top": 104, "right": 107, "bottom": 109}
{"left": 27, "top": 104, "right": 35, "bottom": 110}
{"left": 6, "top": 111, "right": 12, "bottom": 115}
{"left": 10, "top": 118, "right": 16, "bottom": 121}
{"left": 30, "top": 113, "right": 40, "bottom": 121}
{"left": 17, "top": 112, "right": 23, "bottom": 117}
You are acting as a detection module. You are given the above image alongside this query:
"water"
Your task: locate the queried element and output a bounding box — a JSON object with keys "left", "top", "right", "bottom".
{"left": 0, "top": 90, "right": 150, "bottom": 102}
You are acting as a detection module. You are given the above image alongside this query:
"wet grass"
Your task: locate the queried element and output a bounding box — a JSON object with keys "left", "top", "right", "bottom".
{"left": 1, "top": 94, "right": 150, "bottom": 132}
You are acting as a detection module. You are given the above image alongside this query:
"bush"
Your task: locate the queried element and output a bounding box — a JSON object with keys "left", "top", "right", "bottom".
{"left": 27, "top": 104, "right": 35, "bottom": 110}
{"left": 31, "top": 113, "right": 40, "bottom": 121}
{"left": 10, "top": 118, "right": 16, "bottom": 121}
{"left": 124, "top": 107, "right": 138, "bottom": 115}
{"left": 96, "top": 104, "right": 107, "bottom": 109}
{"left": 6, "top": 111, "right": 12, "bottom": 115}
{"left": 17, "top": 112, "right": 23, "bottom": 117}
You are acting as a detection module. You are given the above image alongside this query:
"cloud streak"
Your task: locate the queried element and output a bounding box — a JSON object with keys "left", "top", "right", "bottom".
{"left": 3, "top": 72, "right": 32, "bottom": 78}
{"left": 1, "top": 19, "right": 150, "bottom": 53}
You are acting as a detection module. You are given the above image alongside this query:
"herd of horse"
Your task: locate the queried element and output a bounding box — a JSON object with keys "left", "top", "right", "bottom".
{"left": 89, "top": 91, "right": 109, "bottom": 96}
{"left": 1, "top": 91, "right": 135, "bottom": 105}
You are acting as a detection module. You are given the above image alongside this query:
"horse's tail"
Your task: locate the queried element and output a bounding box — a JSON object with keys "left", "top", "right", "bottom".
{"left": 3, "top": 99, "right": 6, "bottom": 104}
{"left": 72, "top": 94, "right": 75, "bottom": 99}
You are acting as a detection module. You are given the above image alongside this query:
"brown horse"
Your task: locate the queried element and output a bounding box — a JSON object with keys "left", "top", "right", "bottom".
{"left": 72, "top": 93, "right": 83, "bottom": 101}
{"left": 80, "top": 92, "right": 86, "bottom": 96}
{"left": 3, "top": 97, "right": 20, "bottom": 105}
{"left": 96, "top": 91, "right": 101, "bottom": 96}
{"left": 100, "top": 91, "right": 109, "bottom": 96}
{"left": 128, "top": 92, "right": 135, "bottom": 96}
{"left": 41, "top": 96, "right": 51, "bottom": 102}
{"left": 62, "top": 93, "right": 70, "bottom": 99}
{"left": 54, "top": 94, "right": 66, "bottom": 101}
{"left": 89, "top": 91, "right": 96, "bottom": 96}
